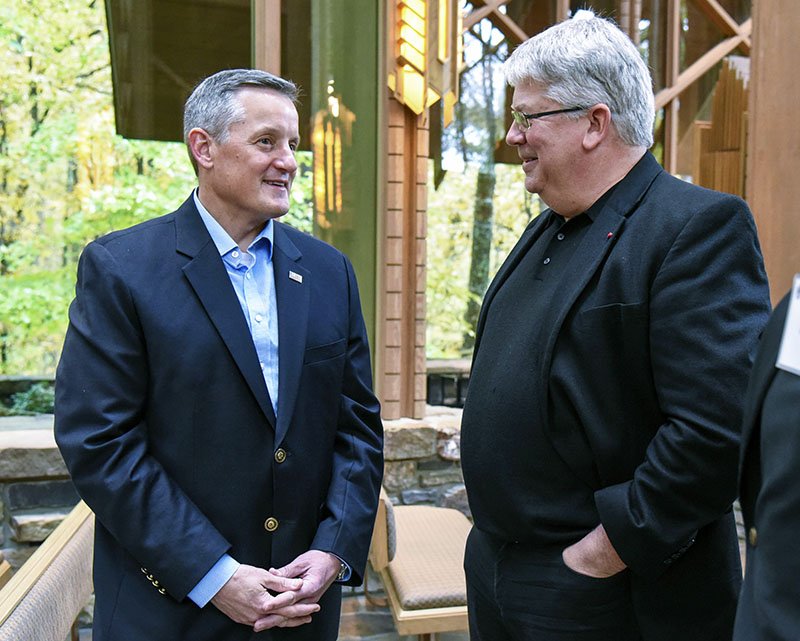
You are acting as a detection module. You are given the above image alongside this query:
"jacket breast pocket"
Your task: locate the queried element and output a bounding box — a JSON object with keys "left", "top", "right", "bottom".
{"left": 303, "top": 338, "right": 346, "bottom": 365}
{"left": 576, "top": 301, "right": 648, "bottom": 333}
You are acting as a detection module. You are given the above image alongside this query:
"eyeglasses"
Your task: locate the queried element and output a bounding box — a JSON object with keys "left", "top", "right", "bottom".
{"left": 510, "top": 106, "right": 585, "bottom": 131}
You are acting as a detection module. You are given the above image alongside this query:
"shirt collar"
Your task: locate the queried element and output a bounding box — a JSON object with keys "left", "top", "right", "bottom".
{"left": 193, "top": 189, "right": 274, "bottom": 259}
{"left": 550, "top": 181, "right": 619, "bottom": 226}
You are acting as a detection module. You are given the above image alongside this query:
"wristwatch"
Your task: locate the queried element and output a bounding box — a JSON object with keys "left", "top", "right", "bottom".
{"left": 336, "top": 560, "right": 348, "bottom": 582}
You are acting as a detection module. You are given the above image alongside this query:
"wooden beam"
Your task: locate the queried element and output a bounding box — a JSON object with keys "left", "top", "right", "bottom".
{"left": 463, "top": 0, "right": 526, "bottom": 44}
{"left": 463, "top": 5, "right": 495, "bottom": 32}
{"left": 690, "top": 0, "right": 742, "bottom": 37}
{"left": 486, "top": 10, "right": 529, "bottom": 44}
{"left": 555, "top": 0, "right": 569, "bottom": 22}
{"left": 252, "top": 0, "right": 281, "bottom": 74}
{"left": 654, "top": 30, "right": 749, "bottom": 110}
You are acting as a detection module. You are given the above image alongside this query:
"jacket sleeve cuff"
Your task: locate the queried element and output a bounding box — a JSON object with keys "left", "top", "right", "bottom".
{"left": 595, "top": 481, "right": 697, "bottom": 580}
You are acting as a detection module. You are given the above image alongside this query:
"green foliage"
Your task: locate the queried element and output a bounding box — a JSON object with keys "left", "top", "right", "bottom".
{"left": 0, "top": 0, "right": 524, "bottom": 372}
{"left": 0, "top": 2, "right": 314, "bottom": 375}
{"left": 8, "top": 382, "right": 54, "bottom": 414}
{"left": 426, "top": 160, "right": 540, "bottom": 358}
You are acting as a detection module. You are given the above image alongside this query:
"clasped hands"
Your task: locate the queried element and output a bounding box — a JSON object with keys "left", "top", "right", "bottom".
{"left": 211, "top": 550, "right": 341, "bottom": 632}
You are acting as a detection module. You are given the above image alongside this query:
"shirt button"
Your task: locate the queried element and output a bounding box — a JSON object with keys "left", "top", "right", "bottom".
{"left": 748, "top": 526, "right": 758, "bottom": 547}
{"left": 246, "top": 273, "right": 252, "bottom": 280}
{"left": 543, "top": 257, "right": 551, "bottom": 265}
{"left": 264, "top": 517, "right": 279, "bottom": 532}
{"left": 260, "top": 362, "right": 265, "bottom": 370}
{"left": 232, "top": 251, "right": 239, "bottom": 258}
{"left": 557, "top": 232, "right": 565, "bottom": 241}
{"left": 274, "top": 448, "right": 287, "bottom": 463}
{"left": 255, "top": 314, "right": 263, "bottom": 323}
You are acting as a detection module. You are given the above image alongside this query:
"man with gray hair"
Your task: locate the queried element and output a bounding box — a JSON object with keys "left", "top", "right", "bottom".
{"left": 55, "top": 69, "right": 383, "bottom": 640}
{"left": 460, "top": 12, "right": 769, "bottom": 641}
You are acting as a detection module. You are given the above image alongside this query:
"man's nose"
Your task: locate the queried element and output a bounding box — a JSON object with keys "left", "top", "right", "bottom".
{"left": 275, "top": 147, "right": 298, "bottom": 173}
{"left": 506, "top": 123, "right": 525, "bottom": 146}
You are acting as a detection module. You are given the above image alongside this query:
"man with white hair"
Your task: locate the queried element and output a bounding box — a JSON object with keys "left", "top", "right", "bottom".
{"left": 460, "top": 12, "right": 770, "bottom": 641}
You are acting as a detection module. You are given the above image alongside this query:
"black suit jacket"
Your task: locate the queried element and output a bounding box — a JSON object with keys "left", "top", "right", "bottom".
{"left": 467, "top": 152, "right": 770, "bottom": 640}
{"left": 54, "top": 196, "right": 383, "bottom": 640}
{"left": 734, "top": 292, "right": 800, "bottom": 641}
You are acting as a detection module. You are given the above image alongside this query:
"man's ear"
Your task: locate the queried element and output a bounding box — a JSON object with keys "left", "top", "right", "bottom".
{"left": 582, "top": 104, "right": 613, "bottom": 151}
{"left": 187, "top": 128, "right": 215, "bottom": 170}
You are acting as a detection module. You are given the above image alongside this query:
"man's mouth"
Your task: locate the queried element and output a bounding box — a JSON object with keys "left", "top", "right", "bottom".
{"left": 265, "top": 179, "right": 289, "bottom": 189}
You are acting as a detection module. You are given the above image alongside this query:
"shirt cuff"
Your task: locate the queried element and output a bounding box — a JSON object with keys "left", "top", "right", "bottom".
{"left": 187, "top": 554, "right": 240, "bottom": 607}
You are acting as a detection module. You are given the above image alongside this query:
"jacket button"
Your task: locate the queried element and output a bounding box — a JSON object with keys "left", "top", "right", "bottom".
{"left": 264, "top": 517, "right": 279, "bottom": 532}
{"left": 748, "top": 526, "right": 758, "bottom": 547}
{"left": 274, "top": 448, "right": 287, "bottom": 463}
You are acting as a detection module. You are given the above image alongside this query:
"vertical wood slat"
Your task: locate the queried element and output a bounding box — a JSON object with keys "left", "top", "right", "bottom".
{"left": 555, "top": 0, "right": 569, "bottom": 22}
{"left": 662, "top": 0, "right": 681, "bottom": 174}
{"left": 400, "top": 109, "right": 419, "bottom": 416}
{"left": 252, "top": 0, "right": 282, "bottom": 74}
{"left": 691, "top": 57, "right": 749, "bottom": 198}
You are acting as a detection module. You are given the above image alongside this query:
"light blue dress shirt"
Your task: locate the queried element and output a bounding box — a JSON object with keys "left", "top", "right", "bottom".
{"left": 188, "top": 191, "right": 279, "bottom": 606}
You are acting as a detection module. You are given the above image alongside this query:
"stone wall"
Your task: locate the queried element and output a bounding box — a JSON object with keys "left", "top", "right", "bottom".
{"left": 0, "top": 415, "right": 79, "bottom": 570}
{"left": 382, "top": 406, "right": 468, "bottom": 516}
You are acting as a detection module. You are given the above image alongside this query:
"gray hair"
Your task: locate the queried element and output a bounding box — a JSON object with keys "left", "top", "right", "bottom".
{"left": 503, "top": 11, "right": 654, "bottom": 148}
{"left": 183, "top": 69, "right": 298, "bottom": 169}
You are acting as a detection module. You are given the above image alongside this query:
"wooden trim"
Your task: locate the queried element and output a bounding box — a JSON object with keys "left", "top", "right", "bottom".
{"left": 368, "top": 489, "right": 390, "bottom": 572}
{"left": 252, "top": 0, "right": 281, "bottom": 73}
{"left": 0, "top": 502, "right": 93, "bottom": 626}
{"left": 379, "top": 567, "right": 469, "bottom": 635}
{"left": 400, "top": 110, "right": 419, "bottom": 416}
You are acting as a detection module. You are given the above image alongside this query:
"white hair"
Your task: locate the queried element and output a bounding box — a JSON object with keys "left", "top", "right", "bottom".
{"left": 503, "top": 11, "right": 654, "bottom": 147}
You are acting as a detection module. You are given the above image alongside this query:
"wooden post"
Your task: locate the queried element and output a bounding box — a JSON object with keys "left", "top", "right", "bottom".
{"left": 662, "top": 0, "right": 680, "bottom": 174}
{"left": 252, "top": 0, "right": 281, "bottom": 73}
{"left": 746, "top": 0, "right": 800, "bottom": 301}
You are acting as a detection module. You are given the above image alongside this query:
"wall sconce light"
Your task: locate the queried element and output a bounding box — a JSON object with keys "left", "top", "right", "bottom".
{"left": 388, "top": 0, "right": 461, "bottom": 125}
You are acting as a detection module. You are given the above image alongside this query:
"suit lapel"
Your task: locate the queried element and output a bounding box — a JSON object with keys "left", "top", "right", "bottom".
{"left": 540, "top": 153, "right": 661, "bottom": 348}
{"left": 538, "top": 153, "right": 663, "bottom": 486}
{"left": 176, "top": 198, "right": 277, "bottom": 428}
{"left": 738, "top": 294, "right": 789, "bottom": 483}
{"left": 272, "top": 224, "right": 310, "bottom": 446}
{"left": 473, "top": 213, "right": 552, "bottom": 355}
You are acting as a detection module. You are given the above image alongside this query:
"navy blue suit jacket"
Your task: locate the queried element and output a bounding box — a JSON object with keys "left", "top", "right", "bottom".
{"left": 54, "top": 196, "right": 383, "bottom": 640}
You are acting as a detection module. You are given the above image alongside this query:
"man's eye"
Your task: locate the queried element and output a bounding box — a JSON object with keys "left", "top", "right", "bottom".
{"left": 259, "top": 138, "right": 273, "bottom": 146}
{"left": 289, "top": 142, "right": 298, "bottom": 151}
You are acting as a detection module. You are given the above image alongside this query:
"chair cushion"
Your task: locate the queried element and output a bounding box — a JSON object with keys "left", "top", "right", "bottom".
{"left": 387, "top": 505, "right": 470, "bottom": 610}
